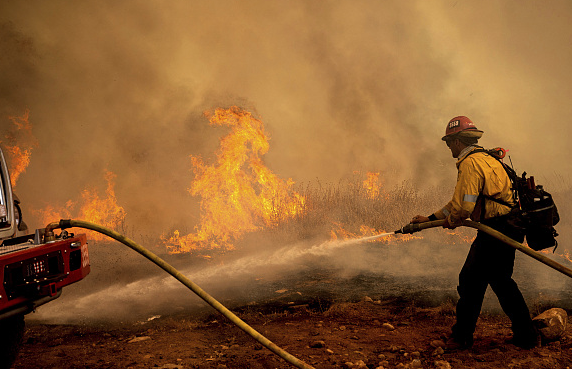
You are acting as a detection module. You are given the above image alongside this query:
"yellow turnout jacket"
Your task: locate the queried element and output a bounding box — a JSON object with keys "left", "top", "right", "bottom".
{"left": 433, "top": 146, "right": 514, "bottom": 226}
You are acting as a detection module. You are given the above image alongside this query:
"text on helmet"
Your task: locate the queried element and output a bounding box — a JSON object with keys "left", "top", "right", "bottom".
{"left": 449, "top": 120, "right": 460, "bottom": 129}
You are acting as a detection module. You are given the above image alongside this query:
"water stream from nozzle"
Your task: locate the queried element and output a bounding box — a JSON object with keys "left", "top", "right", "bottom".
{"left": 350, "top": 232, "right": 396, "bottom": 243}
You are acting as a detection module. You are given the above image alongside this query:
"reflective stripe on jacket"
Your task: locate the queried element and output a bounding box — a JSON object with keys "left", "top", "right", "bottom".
{"left": 433, "top": 146, "right": 514, "bottom": 226}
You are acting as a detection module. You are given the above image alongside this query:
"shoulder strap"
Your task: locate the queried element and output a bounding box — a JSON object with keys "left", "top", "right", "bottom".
{"left": 457, "top": 146, "right": 486, "bottom": 164}
{"left": 461, "top": 146, "right": 517, "bottom": 210}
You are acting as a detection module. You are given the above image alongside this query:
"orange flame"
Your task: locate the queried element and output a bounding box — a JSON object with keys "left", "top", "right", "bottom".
{"left": 445, "top": 229, "right": 475, "bottom": 244}
{"left": 363, "top": 172, "right": 381, "bottom": 199}
{"left": 34, "top": 171, "right": 126, "bottom": 240}
{"left": 78, "top": 171, "right": 126, "bottom": 231}
{"left": 330, "top": 222, "right": 379, "bottom": 240}
{"left": 165, "top": 107, "right": 305, "bottom": 254}
{"left": 2, "top": 110, "right": 37, "bottom": 186}
{"left": 562, "top": 251, "right": 572, "bottom": 264}
{"left": 539, "top": 248, "right": 572, "bottom": 265}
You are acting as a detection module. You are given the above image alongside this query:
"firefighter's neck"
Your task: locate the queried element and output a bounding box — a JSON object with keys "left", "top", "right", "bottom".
{"left": 455, "top": 142, "right": 476, "bottom": 159}
{"left": 450, "top": 140, "right": 471, "bottom": 159}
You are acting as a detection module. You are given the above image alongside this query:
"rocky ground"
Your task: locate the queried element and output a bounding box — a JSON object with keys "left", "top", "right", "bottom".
{"left": 11, "top": 232, "right": 572, "bottom": 369}
{"left": 13, "top": 298, "right": 572, "bottom": 369}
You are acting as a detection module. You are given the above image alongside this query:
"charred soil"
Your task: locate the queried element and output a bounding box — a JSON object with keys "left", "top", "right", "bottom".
{"left": 13, "top": 299, "right": 572, "bottom": 369}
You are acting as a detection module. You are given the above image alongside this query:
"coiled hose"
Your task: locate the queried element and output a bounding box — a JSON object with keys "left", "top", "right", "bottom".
{"left": 44, "top": 219, "right": 315, "bottom": 369}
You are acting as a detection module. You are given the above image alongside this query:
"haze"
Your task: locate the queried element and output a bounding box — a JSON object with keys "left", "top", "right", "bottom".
{"left": 1, "top": 1, "right": 571, "bottom": 235}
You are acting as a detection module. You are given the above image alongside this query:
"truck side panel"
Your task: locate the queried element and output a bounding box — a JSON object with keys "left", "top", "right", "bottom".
{"left": 0, "top": 234, "right": 90, "bottom": 316}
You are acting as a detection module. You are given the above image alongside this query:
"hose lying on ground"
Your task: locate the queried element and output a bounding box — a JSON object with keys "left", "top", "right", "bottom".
{"left": 397, "top": 219, "right": 572, "bottom": 279}
{"left": 44, "top": 219, "right": 315, "bottom": 369}
{"left": 44, "top": 218, "right": 571, "bottom": 368}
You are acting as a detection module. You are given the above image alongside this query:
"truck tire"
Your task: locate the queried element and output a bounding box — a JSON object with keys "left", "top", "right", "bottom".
{"left": 0, "top": 314, "right": 25, "bottom": 369}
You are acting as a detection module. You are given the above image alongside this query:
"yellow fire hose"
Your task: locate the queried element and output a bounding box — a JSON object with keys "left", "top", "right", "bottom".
{"left": 43, "top": 218, "right": 572, "bottom": 369}
{"left": 44, "top": 219, "right": 315, "bottom": 369}
{"left": 396, "top": 219, "right": 572, "bottom": 279}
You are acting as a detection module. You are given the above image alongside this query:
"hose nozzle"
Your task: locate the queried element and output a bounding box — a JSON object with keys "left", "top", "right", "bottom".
{"left": 395, "top": 219, "right": 447, "bottom": 234}
{"left": 395, "top": 223, "right": 422, "bottom": 234}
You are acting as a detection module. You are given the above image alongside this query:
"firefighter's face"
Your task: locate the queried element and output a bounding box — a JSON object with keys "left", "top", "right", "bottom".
{"left": 446, "top": 138, "right": 462, "bottom": 158}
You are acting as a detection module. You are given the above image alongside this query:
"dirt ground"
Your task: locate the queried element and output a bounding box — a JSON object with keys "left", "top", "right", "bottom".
{"left": 12, "top": 298, "right": 572, "bottom": 369}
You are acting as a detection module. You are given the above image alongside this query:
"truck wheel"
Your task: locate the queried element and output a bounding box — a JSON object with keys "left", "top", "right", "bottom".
{"left": 0, "top": 315, "right": 25, "bottom": 369}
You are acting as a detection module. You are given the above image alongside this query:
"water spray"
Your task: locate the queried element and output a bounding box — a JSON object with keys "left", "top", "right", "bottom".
{"left": 393, "top": 219, "right": 572, "bottom": 279}
{"left": 40, "top": 218, "right": 572, "bottom": 369}
{"left": 43, "top": 220, "right": 315, "bottom": 369}
{"left": 347, "top": 232, "right": 396, "bottom": 243}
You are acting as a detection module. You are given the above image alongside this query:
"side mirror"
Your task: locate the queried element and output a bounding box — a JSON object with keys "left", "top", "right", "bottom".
{"left": 0, "top": 148, "right": 16, "bottom": 240}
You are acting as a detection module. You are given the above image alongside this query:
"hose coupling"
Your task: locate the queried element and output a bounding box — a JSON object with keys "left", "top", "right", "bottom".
{"left": 42, "top": 219, "right": 73, "bottom": 243}
{"left": 43, "top": 230, "right": 55, "bottom": 242}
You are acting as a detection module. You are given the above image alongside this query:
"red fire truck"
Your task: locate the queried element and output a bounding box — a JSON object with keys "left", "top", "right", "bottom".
{"left": 0, "top": 148, "right": 90, "bottom": 368}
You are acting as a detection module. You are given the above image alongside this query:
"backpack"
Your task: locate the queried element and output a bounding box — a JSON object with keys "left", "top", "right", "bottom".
{"left": 467, "top": 147, "right": 559, "bottom": 252}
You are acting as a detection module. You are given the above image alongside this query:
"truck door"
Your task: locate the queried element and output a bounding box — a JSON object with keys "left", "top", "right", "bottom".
{"left": 0, "top": 148, "right": 16, "bottom": 240}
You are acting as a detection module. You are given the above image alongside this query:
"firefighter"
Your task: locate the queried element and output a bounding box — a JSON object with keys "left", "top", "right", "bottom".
{"left": 411, "top": 116, "right": 539, "bottom": 350}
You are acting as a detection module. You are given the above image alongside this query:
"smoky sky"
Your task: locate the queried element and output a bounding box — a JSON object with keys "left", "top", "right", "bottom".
{"left": 1, "top": 0, "right": 572, "bottom": 235}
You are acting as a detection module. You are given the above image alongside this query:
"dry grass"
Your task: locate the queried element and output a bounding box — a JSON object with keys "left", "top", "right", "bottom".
{"left": 260, "top": 173, "right": 451, "bottom": 245}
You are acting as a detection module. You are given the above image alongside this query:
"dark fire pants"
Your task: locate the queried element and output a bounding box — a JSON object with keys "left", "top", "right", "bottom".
{"left": 451, "top": 218, "right": 536, "bottom": 344}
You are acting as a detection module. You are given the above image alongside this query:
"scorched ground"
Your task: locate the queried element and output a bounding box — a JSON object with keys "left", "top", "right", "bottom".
{"left": 12, "top": 296, "right": 572, "bottom": 369}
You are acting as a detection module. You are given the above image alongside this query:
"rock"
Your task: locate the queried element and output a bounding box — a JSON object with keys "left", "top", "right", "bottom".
{"left": 378, "top": 354, "right": 386, "bottom": 360}
{"left": 411, "top": 351, "right": 421, "bottom": 358}
{"left": 309, "top": 340, "right": 326, "bottom": 348}
{"left": 533, "top": 308, "right": 568, "bottom": 341}
{"left": 128, "top": 336, "right": 151, "bottom": 343}
{"left": 326, "top": 349, "right": 334, "bottom": 354}
{"left": 47, "top": 338, "right": 64, "bottom": 347}
{"left": 362, "top": 296, "right": 374, "bottom": 303}
{"left": 389, "top": 345, "right": 400, "bottom": 352}
{"left": 432, "top": 347, "right": 445, "bottom": 356}
{"left": 382, "top": 323, "right": 395, "bottom": 331}
{"left": 430, "top": 340, "right": 445, "bottom": 348}
{"left": 410, "top": 359, "right": 423, "bottom": 368}
{"left": 434, "top": 360, "right": 451, "bottom": 369}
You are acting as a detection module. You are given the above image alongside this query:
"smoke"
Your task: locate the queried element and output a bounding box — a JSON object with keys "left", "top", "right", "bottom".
{"left": 2, "top": 1, "right": 572, "bottom": 322}
{"left": 29, "top": 231, "right": 572, "bottom": 324}
{"left": 2, "top": 1, "right": 572, "bottom": 229}
{"left": 28, "top": 234, "right": 466, "bottom": 324}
